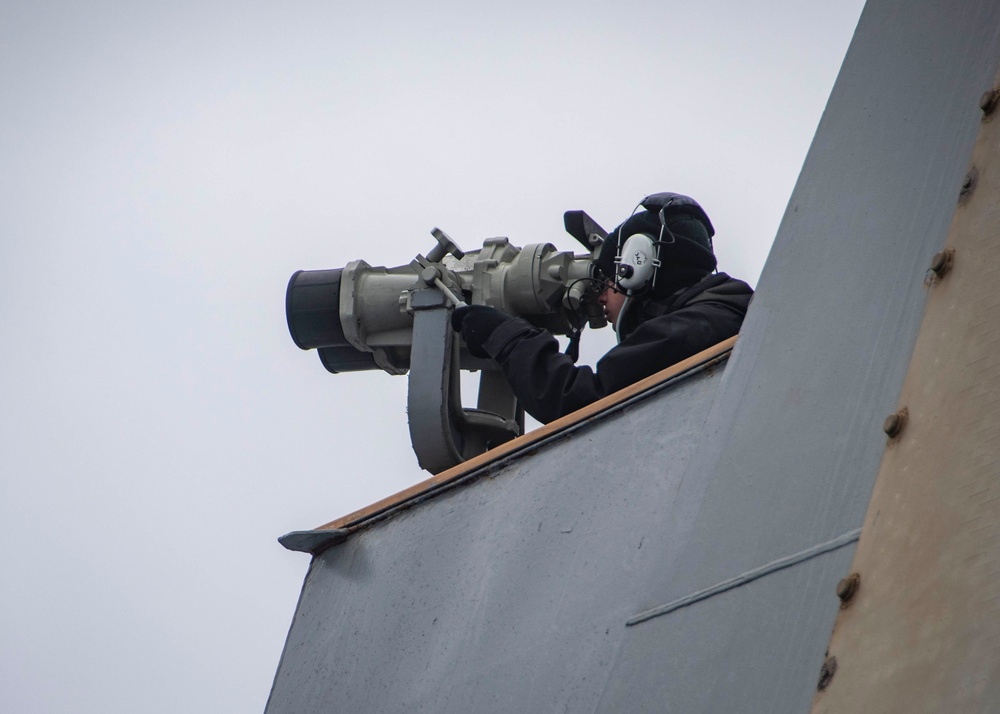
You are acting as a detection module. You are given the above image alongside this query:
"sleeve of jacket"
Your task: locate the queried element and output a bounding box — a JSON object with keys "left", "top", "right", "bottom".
{"left": 481, "top": 318, "right": 607, "bottom": 424}
{"left": 481, "top": 301, "right": 745, "bottom": 424}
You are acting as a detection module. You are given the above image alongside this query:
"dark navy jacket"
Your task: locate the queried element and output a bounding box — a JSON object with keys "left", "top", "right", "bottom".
{"left": 482, "top": 273, "right": 754, "bottom": 423}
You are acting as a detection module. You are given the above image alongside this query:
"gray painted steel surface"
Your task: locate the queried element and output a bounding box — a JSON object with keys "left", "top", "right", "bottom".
{"left": 267, "top": 1, "right": 1000, "bottom": 711}
{"left": 269, "top": 368, "right": 728, "bottom": 712}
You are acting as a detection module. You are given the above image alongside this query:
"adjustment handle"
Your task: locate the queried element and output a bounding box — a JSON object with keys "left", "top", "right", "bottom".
{"left": 428, "top": 228, "right": 466, "bottom": 263}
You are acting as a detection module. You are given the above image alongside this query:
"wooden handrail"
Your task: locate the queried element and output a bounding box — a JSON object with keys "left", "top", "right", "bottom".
{"left": 315, "top": 336, "right": 737, "bottom": 532}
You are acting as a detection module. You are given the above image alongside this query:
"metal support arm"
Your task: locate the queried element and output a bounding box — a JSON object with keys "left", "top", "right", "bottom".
{"left": 407, "top": 288, "right": 522, "bottom": 473}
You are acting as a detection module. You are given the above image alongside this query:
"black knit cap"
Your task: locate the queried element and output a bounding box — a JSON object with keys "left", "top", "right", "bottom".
{"left": 596, "top": 192, "right": 717, "bottom": 298}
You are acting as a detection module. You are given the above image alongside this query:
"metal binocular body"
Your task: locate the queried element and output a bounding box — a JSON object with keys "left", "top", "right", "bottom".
{"left": 286, "top": 211, "right": 609, "bottom": 472}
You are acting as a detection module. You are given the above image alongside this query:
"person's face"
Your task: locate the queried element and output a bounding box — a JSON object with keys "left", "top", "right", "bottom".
{"left": 597, "top": 280, "right": 627, "bottom": 329}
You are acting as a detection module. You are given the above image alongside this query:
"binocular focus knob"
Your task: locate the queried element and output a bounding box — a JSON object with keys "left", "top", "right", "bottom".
{"left": 428, "top": 228, "right": 466, "bottom": 263}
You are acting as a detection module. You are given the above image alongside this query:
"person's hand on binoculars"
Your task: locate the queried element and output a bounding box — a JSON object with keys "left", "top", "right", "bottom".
{"left": 451, "top": 305, "right": 513, "bottom": 358}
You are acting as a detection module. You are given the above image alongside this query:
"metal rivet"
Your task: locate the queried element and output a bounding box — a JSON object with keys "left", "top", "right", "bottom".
{"left": 981, "top": 89, "right": 999, "bottom": 116}
{"left": 836, "top": 573, "right": 860, "bottom": 607}
{"left": 883, "top": 407, "right": 908, "bottom": 438}
{"left": 960, "top": 167, "right": 978, "bottom": 201}
{"left": 817, "top": 656, "right": 838, "bottom": 691}
{"left": 929, "top": 249, "right": 953, "bottom": 277}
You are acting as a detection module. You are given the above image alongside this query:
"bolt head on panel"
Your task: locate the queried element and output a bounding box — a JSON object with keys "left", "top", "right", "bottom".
{"left": 883, "top": 407, "right": 908, "bottom": 439}
{"left": 836, "top": 572, "right": 861, "bottom": 607}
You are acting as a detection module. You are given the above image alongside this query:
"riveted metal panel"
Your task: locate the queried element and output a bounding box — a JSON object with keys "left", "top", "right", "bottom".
{"left": 811, "top": 64, "right": 1000, "bottom": 714}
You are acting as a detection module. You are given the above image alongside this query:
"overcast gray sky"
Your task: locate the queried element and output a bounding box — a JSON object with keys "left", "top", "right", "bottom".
{"left": 1, "top": 2, "right": 864, "bottom": 711}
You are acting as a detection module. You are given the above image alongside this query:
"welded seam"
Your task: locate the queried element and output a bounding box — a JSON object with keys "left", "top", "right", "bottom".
{"left": 626, "top": 527, "right": 862, "bottom": 626}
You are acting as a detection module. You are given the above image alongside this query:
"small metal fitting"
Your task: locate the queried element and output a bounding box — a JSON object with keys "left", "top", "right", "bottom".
{"left": 981, "top": 88, "right": 999, "bottom": 117}
{"left": 883, "top": 407, "right": 908, "bottom": 439}
{"left": 960, "top": 167, "right": 978, "bottom": 202}
{"left": 817, "top": 656, "right": 838, "bottom": 691}
{"left": 419, "top": 265, "right": 441, "bottom": 285}
{"left": 836, "top": 573, "right": 861, "bottom": 608}
{"left": 929, "top": 249, "right": 954, "bottom": 278}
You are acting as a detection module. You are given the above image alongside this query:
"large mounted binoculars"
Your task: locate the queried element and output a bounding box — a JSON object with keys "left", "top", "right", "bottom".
{"left": 286, "top": 211, "right": 609, "bottom": 473}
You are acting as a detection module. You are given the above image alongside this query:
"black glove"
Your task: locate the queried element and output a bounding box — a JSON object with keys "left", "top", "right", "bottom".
{"left": 451, "top": 305, "right": 512, "bottom": 358}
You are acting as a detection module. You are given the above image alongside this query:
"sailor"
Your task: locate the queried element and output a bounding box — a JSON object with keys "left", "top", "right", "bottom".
{"left": 451, "top": 192, "right": 754, "bottom": 423}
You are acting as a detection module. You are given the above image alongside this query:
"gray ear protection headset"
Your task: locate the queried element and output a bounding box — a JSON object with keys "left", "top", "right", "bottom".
{"left": 606, "top": 191, "right": 714, "bottom": 341}
{"left": 613, "top": 198, "right": 677, "bottom": 294}
{"left": 610, "top": 199, "right": 676, "bottom": 342}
